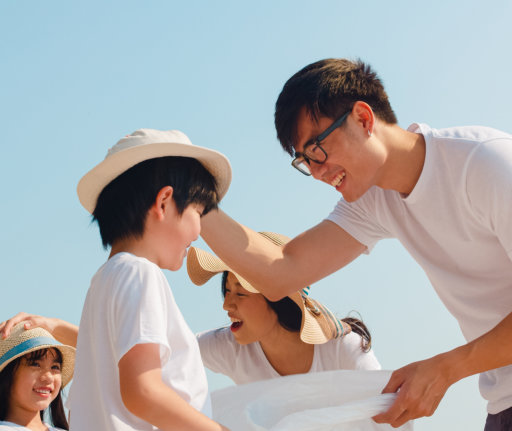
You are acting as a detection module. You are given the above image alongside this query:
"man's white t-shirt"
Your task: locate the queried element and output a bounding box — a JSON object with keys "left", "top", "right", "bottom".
{"left": 327, "top": 123, "right": 512, "bottom": 414}
{"left": 197, "top": 326, "right": 381, "bottom": 384}
{"left": 69, "top": 252, "right": 211, "bottom": 430}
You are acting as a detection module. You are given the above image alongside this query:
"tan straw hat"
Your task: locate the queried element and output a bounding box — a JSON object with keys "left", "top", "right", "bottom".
{"left": 0, "top": 323, "right": 75, "bottom": 387}
{"left": 187, "top": 232, "right": 351, "bottom": 344}
{"left": 77, "top": 128, "right": 232, "bottom": 214}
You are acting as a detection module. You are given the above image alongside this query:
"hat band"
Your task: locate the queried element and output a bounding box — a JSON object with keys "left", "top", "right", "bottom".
{"left": 0, "top": 336, "right": 61, "bottom": 367}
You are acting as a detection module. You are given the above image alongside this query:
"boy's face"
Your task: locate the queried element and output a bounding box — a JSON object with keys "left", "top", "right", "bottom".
{"left": 293, "top": 106, "right": 386, "bottom": 203}
{"left": 157, "top": 200, "right": 204, "bottom": 271}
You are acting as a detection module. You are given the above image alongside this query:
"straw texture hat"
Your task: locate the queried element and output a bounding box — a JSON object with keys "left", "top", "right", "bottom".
{"left": 187, "top": 232, "right": 351, "bottom": 344}
{"left": 0, "top": 323, "right": 75, "bottom": 387}
{"left": 77, "top": 128, "right": 232, "bottom": 214}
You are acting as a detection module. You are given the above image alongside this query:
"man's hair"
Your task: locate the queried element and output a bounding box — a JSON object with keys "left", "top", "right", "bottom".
{"left": 275, "top": 58, "right": 397, "bottom": 155}
{"left": 93, "top": 156, "right": 218, "bottom": 248}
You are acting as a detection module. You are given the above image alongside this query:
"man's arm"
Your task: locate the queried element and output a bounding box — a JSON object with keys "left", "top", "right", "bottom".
{"left": 119, "top": 343, "right": 229, "bottom": 431}
{"left": 373, "top": 311, "right": 512, "bottom": 428}
{"left": 201, "top": 209, "right": 366, "bottom": 301}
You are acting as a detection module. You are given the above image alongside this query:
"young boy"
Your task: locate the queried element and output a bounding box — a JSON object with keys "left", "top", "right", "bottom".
{"left": 71, "top": 129, "right": 231, "bottom": 430}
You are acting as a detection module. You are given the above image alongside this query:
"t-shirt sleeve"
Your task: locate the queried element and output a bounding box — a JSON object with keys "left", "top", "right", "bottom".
{"left": 466, "top": 137, "right": 512, "bottom": 261}
{"left": 196, "top": 327, "right": 237, "bottom": 375}
{"left": 109, "top": 261, "right": 171, "bottom": 364}
{"left": 326, "top": 190, "right": 391, "bottom": 254}
{"left": 333, "top": 332, "right": 381, "bottom": 370}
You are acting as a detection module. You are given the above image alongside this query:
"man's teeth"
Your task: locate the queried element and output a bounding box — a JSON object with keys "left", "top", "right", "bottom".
{"left": 230, "top": 318, "right": 242, "bottom": 323}
{"left": 331, "top": 172, "right": 346, "bottom": 187}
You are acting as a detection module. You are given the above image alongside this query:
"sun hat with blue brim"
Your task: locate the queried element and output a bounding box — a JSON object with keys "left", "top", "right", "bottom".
{"left": 77, "top": 128, "right": 232, "bottom": 214}
{"left": 0, "top": 323, "right": 75, "bottom": 387}
{"left": 187, "top": 231, "right": 351, "bottom": 344}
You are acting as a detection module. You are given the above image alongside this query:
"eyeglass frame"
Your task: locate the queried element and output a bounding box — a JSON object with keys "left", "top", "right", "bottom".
{"left": 291, "top": 110, "right": 351, "bottom": 176}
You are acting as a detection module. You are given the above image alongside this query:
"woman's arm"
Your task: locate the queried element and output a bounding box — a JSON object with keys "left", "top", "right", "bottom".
{"left": 119, "top": 343, "right": 229, "bottom": 431}
{"left": 0, "top": 312, "right": 78, "bottom": 346}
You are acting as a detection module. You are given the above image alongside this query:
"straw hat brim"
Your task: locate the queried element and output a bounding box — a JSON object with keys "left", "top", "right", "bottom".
{"left": 0, "top": 325, "right": 76, "bottom": 387}
{"left": 77, "top": 141, "right": 232, "bottom": 214}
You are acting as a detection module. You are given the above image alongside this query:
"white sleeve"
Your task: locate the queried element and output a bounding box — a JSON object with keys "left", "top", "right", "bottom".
{"left": 196, "top": 327, "right": 238, "bottom": 375}
{"left": 466, "top": 137, "right": 512, "bottom": 261}
{"left": 334, "top": 332, "right": 381, "bottom": 371}
{"left": 326, "top": 190, "right": 391, "bottom": 254}
{"left": 110, "top": 261, "right": 171, "bottom": 364}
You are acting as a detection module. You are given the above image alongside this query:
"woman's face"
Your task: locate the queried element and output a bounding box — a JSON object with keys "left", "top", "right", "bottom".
{"left": 223, "top": 272, "right": 280, "bottom": 345}
{"left": 9, "top": 348, "right": 62, "bottom": 419}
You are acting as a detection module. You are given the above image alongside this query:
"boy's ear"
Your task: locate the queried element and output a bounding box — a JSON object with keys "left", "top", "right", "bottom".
{"left": 152, "top": 186, "right": 174, "bottom": 220}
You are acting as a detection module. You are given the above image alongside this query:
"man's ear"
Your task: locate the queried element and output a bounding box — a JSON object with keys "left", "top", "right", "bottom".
{"left": 152, "top": 186, "right": 174, "bottom": 220}
{"left": 352, "top": 101, "right": 375, "bottom": 135}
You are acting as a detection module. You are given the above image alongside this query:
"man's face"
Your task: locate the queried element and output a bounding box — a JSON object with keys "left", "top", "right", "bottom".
{"left": 293, "top": 106, "right": 386, "bottom": 202}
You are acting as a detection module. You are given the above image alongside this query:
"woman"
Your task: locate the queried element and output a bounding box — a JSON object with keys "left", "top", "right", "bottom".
{"left": 188, "top": 232, "right": 380, "bottom": 384}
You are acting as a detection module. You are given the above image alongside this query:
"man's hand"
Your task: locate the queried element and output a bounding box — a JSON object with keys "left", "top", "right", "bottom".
{"left": 373, "top": 354, "right": 456, "bottom": 428}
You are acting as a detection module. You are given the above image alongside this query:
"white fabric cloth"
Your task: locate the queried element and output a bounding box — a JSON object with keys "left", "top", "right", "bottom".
{"left": 69, "top": 252, "right": 211, "bottom": 430}
{"left": 327, "top": 123, "right": 512, "bottom": 414}
{"left": 0, "top": 422, "right": 64, "bottom": 431}
{"left": 197, "top": 326, "right": 381, "bottom": 384}
{"left": 212, "top": 370, "right": 413, "bottom": 431}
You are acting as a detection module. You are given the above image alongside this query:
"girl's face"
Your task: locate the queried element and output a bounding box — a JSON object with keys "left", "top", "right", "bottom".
{"left": 9, "top": 349, "right": 62, "bottom": 419}
{"left": 223, "top": 272, "right": 280, "bottom": 345}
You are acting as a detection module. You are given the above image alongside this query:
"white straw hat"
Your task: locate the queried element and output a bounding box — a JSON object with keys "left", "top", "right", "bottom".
{"left": 0, "top": 323, "right": 75, "bottom": 387}
{"left": 187, "top": 232, "right": 351, "bottom": 344}
{"left": 77, "top": 128, "right": 232, "bottom": 214}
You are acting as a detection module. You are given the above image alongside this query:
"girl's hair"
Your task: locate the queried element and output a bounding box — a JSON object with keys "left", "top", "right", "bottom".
{"left": 0, "top": 348, "right": 69, "bottom": 430}
{"left": 221, "top": 271, "right": 372, "bottom": 351}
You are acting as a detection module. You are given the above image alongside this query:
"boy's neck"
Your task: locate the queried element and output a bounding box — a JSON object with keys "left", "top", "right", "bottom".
{"left": 110, "top": 236, "right": 159, "bottom": 266}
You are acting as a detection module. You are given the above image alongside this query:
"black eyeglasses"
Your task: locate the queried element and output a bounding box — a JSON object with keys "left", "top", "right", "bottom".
{"left": 291, "top": 111, "right": 350, "bottom": 176}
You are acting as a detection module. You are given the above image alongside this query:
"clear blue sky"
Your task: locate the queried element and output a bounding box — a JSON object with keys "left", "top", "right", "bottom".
{"left": 1, "top": 1, "right": 511, "bottom": 429}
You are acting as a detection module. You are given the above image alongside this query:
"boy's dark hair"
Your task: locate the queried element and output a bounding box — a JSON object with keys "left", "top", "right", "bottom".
{"left": 220, "top": 271, "right": 372, "bottom": 351}
{"left": 0, "top": 348, "right": 69, "bottom": 429}
{"left": 93, "top": 156, "right": 219, "bottom": 248}
{"left": 275, "top": 58, "right": 398, "bottom": 156}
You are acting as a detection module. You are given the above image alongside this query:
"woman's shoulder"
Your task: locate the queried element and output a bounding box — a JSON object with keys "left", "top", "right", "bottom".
{"left": 317, "top": 332, "right": 381, "bottom": 370}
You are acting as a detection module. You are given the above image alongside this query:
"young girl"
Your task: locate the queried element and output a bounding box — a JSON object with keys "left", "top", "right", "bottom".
{"left": 0, "top": 323, "right": 75, "bottom": 431}
{"left": 188, "top": 232, "right": 380, "bottom": 384}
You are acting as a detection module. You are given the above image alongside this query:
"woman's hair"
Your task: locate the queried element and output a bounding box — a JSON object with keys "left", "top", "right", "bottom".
{"left": 221, "top": 271, "right": 372, "bottom": 351}
{"left": 0, "top": 348, "right": 69, "bottom": 430}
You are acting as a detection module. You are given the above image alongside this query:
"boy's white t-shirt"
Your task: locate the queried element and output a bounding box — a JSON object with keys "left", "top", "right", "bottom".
{"left": 0, "top": 423, "right": 63, "bottom": 431}
{"left": 68, "top": 252, "right": 210, "bottom": 430}
{"left": 327, "top": 124, "right": 512, "bottom": 414}
{"left": 197, "top": 326, "right": 381, "bottom": 384}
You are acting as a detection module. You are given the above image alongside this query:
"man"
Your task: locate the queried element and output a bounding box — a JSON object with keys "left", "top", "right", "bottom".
{"left": 201, "top": 58, "right": 512, "bottom": 430}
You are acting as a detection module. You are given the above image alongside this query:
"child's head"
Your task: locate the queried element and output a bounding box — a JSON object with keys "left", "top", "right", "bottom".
{"left": 187, "top": 232, "right": 353, "bottom": 345}
{"left": 0, "top": 323, "right": 75, "bottom": 428}
{"left": 77, "top": 129, "right": 232, "bottom": 266}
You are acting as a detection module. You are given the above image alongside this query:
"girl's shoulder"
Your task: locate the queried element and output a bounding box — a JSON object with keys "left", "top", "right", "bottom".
{"left": 0, "top": 422, "right": 29, "bottom": 430}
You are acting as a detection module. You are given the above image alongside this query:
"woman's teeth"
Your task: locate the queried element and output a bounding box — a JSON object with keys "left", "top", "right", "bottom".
{"left": 331, "top": 172, "right": 346, "bottom": 187}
